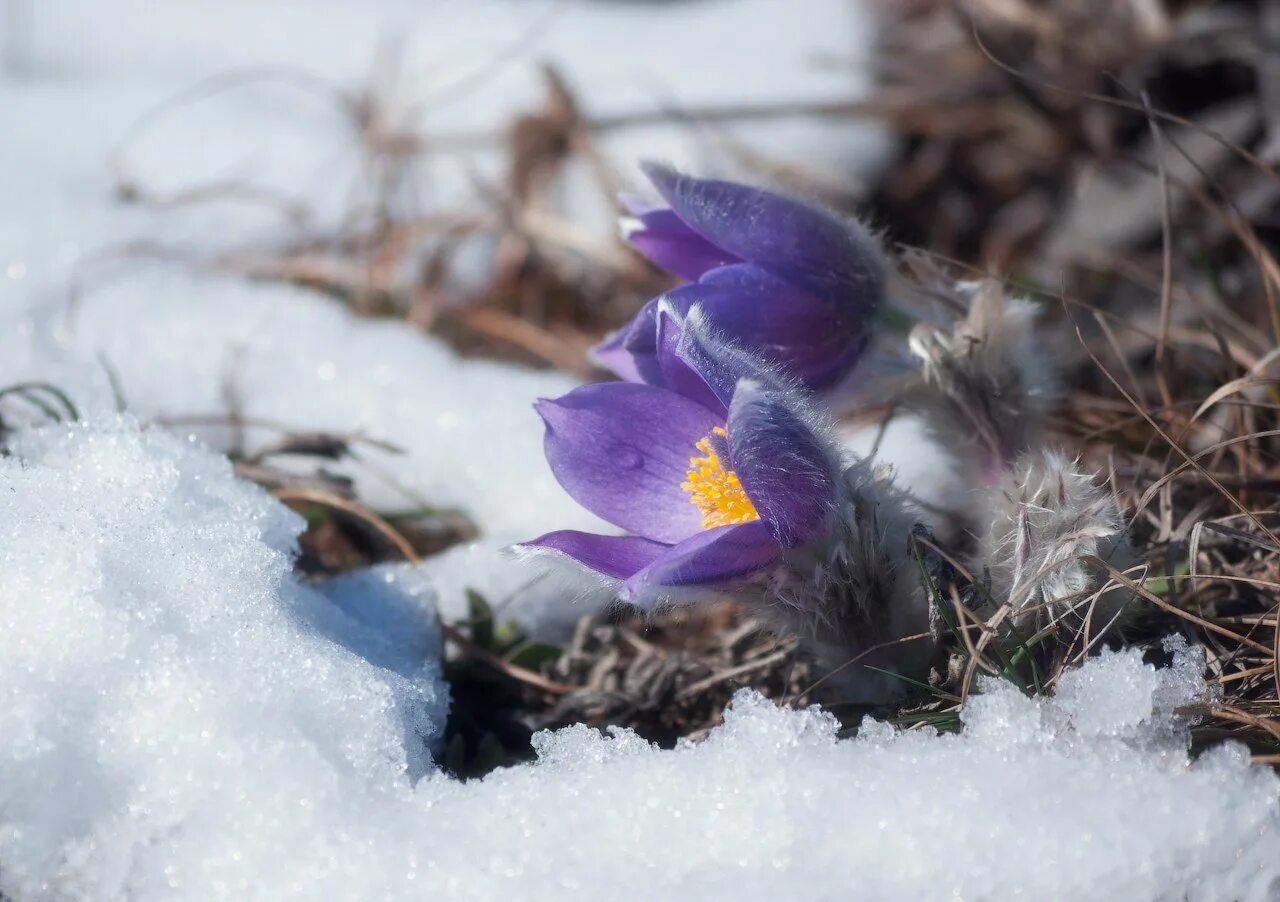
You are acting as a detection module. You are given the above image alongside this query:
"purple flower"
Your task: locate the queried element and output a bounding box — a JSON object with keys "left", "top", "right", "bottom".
{"left": 523, "top": 313, "right": 841, "bottom": 603}
{"left": 596, "top": 163, "right": 887, "bottom": 391}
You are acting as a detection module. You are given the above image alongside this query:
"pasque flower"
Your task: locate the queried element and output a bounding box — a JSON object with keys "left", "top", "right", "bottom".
{"left": 524, "top": 308, "right": 841, "bottom": 603}
{"left": 525, "top": 311, "right": 934, "bottom": 699}
{"left": 595, "top": 163, "right": 888, "bottom": 391}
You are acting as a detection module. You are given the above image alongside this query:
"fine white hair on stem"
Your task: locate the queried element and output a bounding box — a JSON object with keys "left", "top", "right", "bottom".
{"left": 651, "top": 313, "right": 935, "bottom": 697}
{"left": 627, "top": 366, "right": 934, "bottom": 701}
{"left": 974, "top": 447, "right": 1132, "bottom": 631}
{"left": 752, "top": 460, "right": 934, "bottom": 702}
{"left": 907, "top": 278, "right": 1059, "bottom": 482}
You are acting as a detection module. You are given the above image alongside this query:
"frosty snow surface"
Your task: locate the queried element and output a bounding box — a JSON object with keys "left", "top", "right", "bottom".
{"left": 1, "top": 422, "right": 1276, "bottom": 898}
{"left": 3, "top": 1, "right": 1280, "bottom": 899}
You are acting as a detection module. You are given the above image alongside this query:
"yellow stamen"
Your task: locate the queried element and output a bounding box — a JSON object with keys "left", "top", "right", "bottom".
{"left": 681, "top": 427, "right": 759, "bottom": 529}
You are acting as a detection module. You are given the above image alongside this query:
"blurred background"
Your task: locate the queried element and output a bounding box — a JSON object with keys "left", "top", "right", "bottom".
{"left": 2, "top": 0, "right": 888, "bottom": 370}
{"left": 5, "top": 1, "right": 1271, "bottom": 368}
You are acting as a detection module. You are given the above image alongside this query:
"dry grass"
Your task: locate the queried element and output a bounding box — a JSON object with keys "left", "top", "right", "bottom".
{"left": 99, "top": 54, "right": 677, "bottom": 376}
{"left": 848, "top": 0, "right": 1280, "bottom": 760}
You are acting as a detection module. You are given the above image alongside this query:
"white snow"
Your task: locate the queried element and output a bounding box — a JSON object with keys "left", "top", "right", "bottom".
{"left": 443, "top": 654, "right": 1280, "bottom": 901}
{"left": 2, "top": 266, "right": 619, "bottom": 635}
{"left": 1, "top": 438, "right": 1274, "bottom": 902}
{"left": 20, "top": 270, "right": 595, "bottom": 537}
{"left": 841, "top": 413, "right": 962, "bottom": 522}
{"left": 0, "top": 417, "right": 448, "bottom": 899}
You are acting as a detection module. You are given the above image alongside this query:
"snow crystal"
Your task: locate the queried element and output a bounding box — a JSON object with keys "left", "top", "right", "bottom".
{"left": 0, "top": 418, "right": 447, "bottom": 899}
{"left": 3, "top": 454, "right": 1275, "bottom": 902}
{"left": 401, "top": 653, "right": 1280, "bottom": 902}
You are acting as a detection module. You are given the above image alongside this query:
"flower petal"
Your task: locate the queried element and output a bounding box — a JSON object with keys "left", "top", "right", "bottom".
{"left": 521, "top": 530, "right": 669, "bottom": 580}
{"left": 728, "top": 380, "right": 838, "bottom": 548}
{"left": 592, "top": 329, "right": 643, "bottom": 383}
{"left": 536, "top": 382, "right": 721, "bottom": 543}
{"left": 666, "top": 263, "right": 867, "bottom": 388}
{"left": 626, "top": 207, "right": 741, "bottom": 281}
{"left": 592, "top": 299, "right": 663, "bottom": 383}
{"left": 642, "top": 162, "right": 886, "bottom": 322}
{"left": 651, "top": 305, "right": 731, "bottom": 414}
{"left": 595, "top": 294, "right": 772, "bottom": 408}
{"left": 624, "top": 520, "right": 780, "bottom": 600}
{"left": 652, "top": 303, "right": 782, "bottom": 413}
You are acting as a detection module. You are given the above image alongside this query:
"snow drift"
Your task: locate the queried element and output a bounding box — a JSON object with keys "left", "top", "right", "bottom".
{"left": 1, "top": 419, "right": 1276, "bottom": 900}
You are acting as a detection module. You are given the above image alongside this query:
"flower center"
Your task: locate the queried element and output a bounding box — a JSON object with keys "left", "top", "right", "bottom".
{"left": 681, "top": 427, "right": 759, "bottom": 530}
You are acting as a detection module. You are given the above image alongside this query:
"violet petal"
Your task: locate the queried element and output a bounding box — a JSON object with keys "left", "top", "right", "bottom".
{"left": 728, "top": 380, "right": 837, "bottom": 548}
{"left": 666, "top": 263, "right": 867, "bottom": 388}
{"left": 624, "top": 520, "right": 780, "bottom": 599}
{"left": 591, "top": 329, "right": 643, "bottom": 383}
{"left": 652, "top": 306, "right": 730, "bottom": 415}
{"left": 627, "top": 207, "right": 741, "bottom": 281}
{"left": 536, "top": 382, "right": 720, "bottom": 544}
{"left": 655, "top": 302, "right": 787, "bottom": 411}
{"left": 521, "top": 530, "right": 670, "bottom": 580}
{"left": 592, "top": 299, "right": 667, "bottom": 385}
{"left": 642, "top": 162, "right": 886, "bottom": 322}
